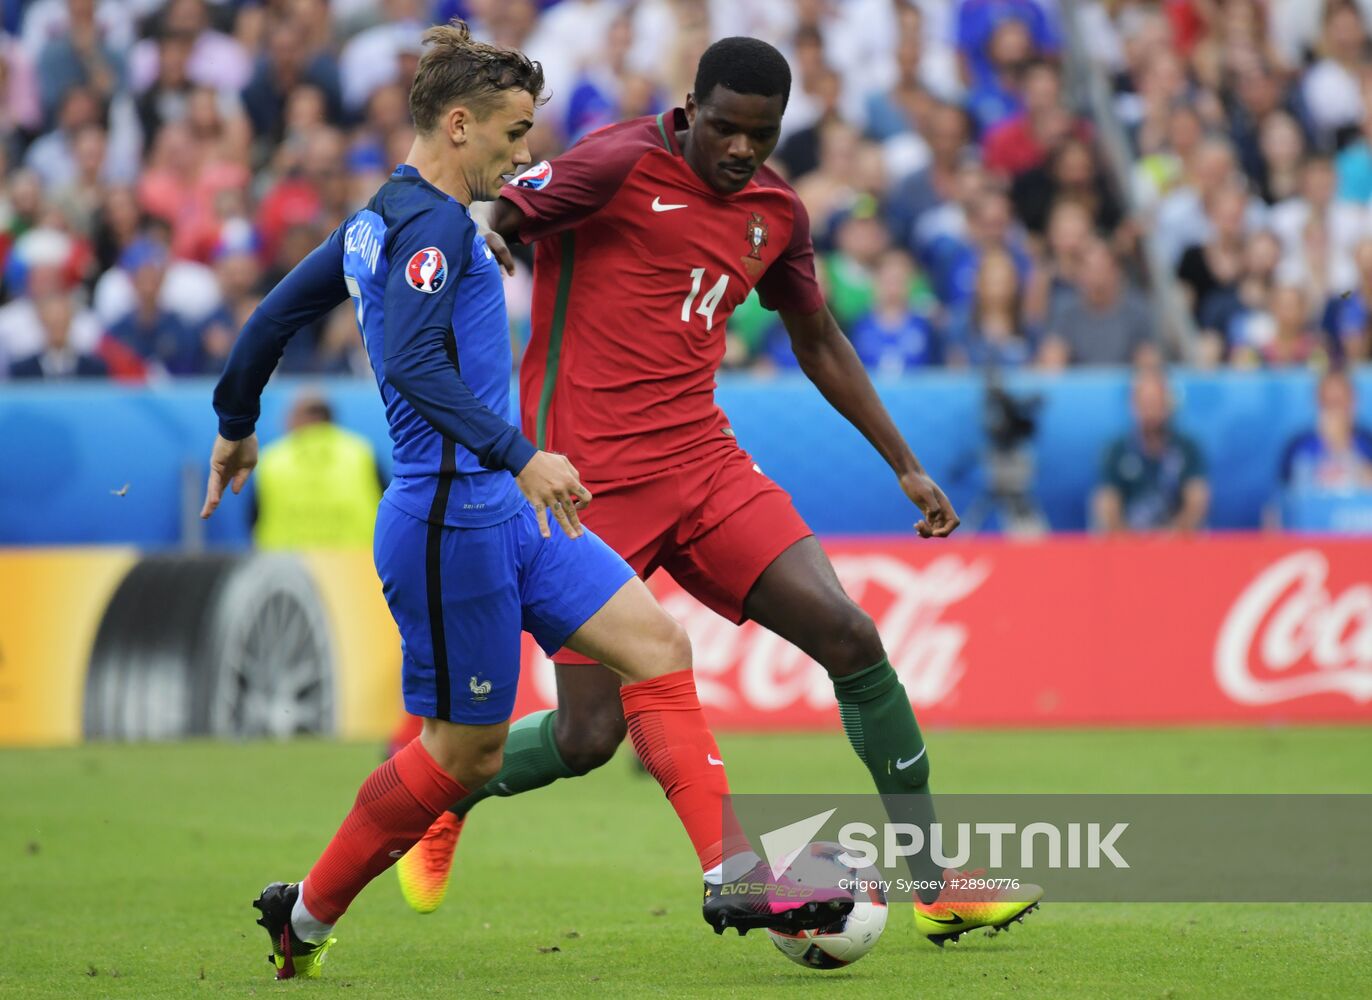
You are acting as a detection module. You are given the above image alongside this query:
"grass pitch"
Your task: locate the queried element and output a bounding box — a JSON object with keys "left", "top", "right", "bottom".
{"left": 2, "top": 728, "right": 1368, "bottom": 999}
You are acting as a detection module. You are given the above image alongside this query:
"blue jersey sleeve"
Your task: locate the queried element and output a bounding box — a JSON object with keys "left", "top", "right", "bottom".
{"left": 213, "top": 227, "right": 348, "bottom": 440}
{"left": 381, "top": 209, "right": 537, "bottom": 476}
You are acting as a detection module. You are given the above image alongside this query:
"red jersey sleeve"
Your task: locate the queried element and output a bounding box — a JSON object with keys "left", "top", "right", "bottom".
{"left": 755, "top": 189, "right": 825, "bottom": 315}
{"left": 499, "top": 118, "right": 655, "bottom": 244}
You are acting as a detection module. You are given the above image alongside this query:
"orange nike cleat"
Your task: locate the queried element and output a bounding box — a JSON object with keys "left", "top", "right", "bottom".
{"left": 913, "top": 868, "right": 1043, "bottom": 946}
{"left": 396, "top": 811, "right": 464, "bottom": 914}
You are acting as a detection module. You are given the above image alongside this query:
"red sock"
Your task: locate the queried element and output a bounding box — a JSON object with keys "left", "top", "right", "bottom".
{"left": 301, "top": 738, "right": 467, "bottom": 923}
{"left": 621, "top": 670, "right": 744, "bottom": 874}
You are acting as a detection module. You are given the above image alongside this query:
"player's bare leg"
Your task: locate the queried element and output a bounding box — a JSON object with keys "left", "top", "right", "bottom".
{"left": 561, "top": 576, "right": 852, "bottom": 934}
{"left": 256, "top": 718, "right": 506, "bottom": 977}
{"left": 741, "top": 536, "right": 1041, "bottom": 941}
{"left": 547, "top": 664, "right": 627, "bottom": 771}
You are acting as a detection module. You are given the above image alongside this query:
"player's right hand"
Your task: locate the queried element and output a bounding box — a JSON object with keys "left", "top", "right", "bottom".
{"left": 201, "top": 433, "right": 258, "bottom": 519}
{"left": 899, "top": 469, "right": 960, "bottom": 538}
{"left": 516, "top": 451, "right": 592, "bottom": 539}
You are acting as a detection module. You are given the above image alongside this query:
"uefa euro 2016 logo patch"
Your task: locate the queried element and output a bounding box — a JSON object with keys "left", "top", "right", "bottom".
{"left": 405, "top": 247, "right": 447, "bottom": 294}
{"left": 513, "top": 160, "right": 552, "bottom": 190}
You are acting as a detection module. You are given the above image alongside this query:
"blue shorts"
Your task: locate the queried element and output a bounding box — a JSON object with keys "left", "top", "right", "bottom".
{"left": 374, "top": 497, "right": 635, "bottom": 725}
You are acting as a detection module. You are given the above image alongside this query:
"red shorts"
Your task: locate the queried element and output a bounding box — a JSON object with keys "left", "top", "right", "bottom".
{"left": 556, "top": 446, "right": 814, "bottom": 664}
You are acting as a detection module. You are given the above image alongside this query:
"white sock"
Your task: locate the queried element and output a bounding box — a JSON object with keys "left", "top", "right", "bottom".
{"left": 704, "top": 850, "right": 762, "bottom": 885}
{"left": 291, "top": 881, "right": 336, "bottom": 945}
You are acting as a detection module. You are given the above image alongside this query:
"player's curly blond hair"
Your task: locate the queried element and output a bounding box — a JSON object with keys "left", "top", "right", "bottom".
{"left": 408, "top": 20, "right": 546, "bottom": 132}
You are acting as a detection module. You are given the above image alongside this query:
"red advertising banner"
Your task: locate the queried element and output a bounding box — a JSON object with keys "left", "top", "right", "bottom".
{"left": 512, "top": 536, "right": 1372, "bottom": 728}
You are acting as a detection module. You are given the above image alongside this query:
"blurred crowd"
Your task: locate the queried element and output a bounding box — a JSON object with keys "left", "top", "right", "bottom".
{"left": 2, "top": 0, "right": 1372, "bottom": 382}
{"left": 1090, "top": 0, "right": 1372, "bottom": 371}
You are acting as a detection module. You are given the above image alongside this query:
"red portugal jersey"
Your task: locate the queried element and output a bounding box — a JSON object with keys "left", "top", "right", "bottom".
{"left": 500, "top": 108, "right": 825, "bottom": 486}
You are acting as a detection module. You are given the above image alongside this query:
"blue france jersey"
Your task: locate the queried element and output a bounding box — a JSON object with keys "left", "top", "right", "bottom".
{"left": 214, "top": 164, "right": 537, "bottom": 529}
{"left": 343, "top": 166, "right": 525, "bottom": 526}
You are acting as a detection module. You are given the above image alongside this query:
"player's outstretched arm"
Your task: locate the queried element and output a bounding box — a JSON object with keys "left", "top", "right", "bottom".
{"left": 779, "top": 304, "right": 960, "bottom": 538}
{"left": 491, "top": 125, "right": 649, "bottom": 251}
{"left": 203, "top": 229, "right": 349, "bottom": 519}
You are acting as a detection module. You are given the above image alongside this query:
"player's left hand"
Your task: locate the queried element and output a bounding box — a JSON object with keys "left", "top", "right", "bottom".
{"left": 201, "top": 433, "right": 258, "bottom": 519}
{"left": 483, "top": 229, "right": 516, "bottom": 277}
{"left": 899, "top": 470, "right": 960, "bottom": 538}
{"left": 516, "top": 450, "right": 593, "bottom": 539}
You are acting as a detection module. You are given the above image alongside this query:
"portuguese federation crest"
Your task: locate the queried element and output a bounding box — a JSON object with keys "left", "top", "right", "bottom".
{"left": 745, "top": 212, "right": 769, "bottom": 261}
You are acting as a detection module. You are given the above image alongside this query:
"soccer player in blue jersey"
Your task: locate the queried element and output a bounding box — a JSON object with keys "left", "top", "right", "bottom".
{"left": 199, "top": 22, "right": 850, "bottom": 981}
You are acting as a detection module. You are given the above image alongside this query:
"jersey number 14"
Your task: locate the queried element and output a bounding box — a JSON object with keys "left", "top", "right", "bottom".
{"left": 681, "top": 268, "right": 730, "bottom": 330}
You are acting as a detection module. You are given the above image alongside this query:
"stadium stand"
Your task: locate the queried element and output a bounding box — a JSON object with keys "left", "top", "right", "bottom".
{"left": 1, "top": 0, "right": 1370, "bottom": 539}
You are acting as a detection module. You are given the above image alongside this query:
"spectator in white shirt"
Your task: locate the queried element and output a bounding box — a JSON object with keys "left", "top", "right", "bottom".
{"left": 127, "top": 0, "right": 251, "bottom": 95}
{"left": 1270, "top": 155, "right": 1368, "bottom": 300}
{"left": 1302, "top": 1, "right": 1370, "bottom": 148}
{"left": 338, "top": 0, "right": 427, "bottom": 117}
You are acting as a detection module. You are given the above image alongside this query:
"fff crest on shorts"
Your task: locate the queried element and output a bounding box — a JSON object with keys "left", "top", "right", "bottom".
{"left": 405, "top": 246, "right": 447, "bottom": 294}
{"left": 513, "top": 160, "right": 553, "bottom": 190}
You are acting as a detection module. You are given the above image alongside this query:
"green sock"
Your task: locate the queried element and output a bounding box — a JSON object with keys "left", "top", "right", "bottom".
{"left": 449, "top": 710, "right": 576, "bottom": 818}
{"left": 832, "top": 659, "right": 943, "bottom": 904}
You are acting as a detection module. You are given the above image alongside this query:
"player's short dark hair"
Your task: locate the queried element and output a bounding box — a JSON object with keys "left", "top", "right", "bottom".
{"left": 693, "top": 36, "right": 792, "bottom": 110}
{"left": 409, "top": 19, "right": 546, "bottom": 133}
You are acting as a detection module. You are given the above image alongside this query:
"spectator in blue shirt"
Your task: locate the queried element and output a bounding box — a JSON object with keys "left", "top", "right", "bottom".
{"left": 965, "top": 18, "right": 1035, "bottom": 135}
{"left": 1094, "top": 367, "right": 1209, "bottom": 533}
{"left": 34, "top": 0, "right": 125, "bottom": 126}
{"left": 931, "top": 186, "right": 1032, "bottom": 308}
{"left": 1280, "top": 369, "right": 1372, "bottom": 493}
{"left": 1324, "top": 238, "right": 1372, "bottom": 364}
{"left": 850, "top": 249, "right": 939, "bottom": 374}
{"left": 956, "top": 0, "right": 1060, "bottom": 90}
{"left": 886, "top": 102, "right": 973, "bottom": 255}
{"left": 106, "top": 238, "right": 201, "bottom": 375}
{"left": 241, "top": 19, "right": 343, "bottom": 149}
{"left": 946, "top": 247, "right": 1036, "bottom": 368}
{"left": 562, "top": 12, "right": 662, "bottom": 144}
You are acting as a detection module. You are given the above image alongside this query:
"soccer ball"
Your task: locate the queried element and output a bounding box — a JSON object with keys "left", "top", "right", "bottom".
{"left": 767, "top": 842, "right": 888, "bottom": 970}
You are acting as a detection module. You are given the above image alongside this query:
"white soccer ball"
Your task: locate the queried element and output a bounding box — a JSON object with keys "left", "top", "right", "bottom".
{"left": 767, "top": 841, "right": 888, "bottom": 970}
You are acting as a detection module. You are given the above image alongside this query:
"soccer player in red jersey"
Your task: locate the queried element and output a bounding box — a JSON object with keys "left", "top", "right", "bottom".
{"left": 396, "top": 37, "right": 1041, "bottom": 943}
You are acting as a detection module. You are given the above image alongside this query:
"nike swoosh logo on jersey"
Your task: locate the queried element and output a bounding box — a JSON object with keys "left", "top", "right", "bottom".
{"left": 895, "top": 748, "right": 927, "bottom": 770}
{"left": 707, "top": 754, "right": 724, "bottom": 766}
{"left": 652, "top": 196, "right": 688, "bottom": 212}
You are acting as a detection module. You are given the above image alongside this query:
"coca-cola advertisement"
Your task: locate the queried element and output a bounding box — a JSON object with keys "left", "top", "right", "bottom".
{"left": 512, "top": 537, "right": 1372, "bottom": 727}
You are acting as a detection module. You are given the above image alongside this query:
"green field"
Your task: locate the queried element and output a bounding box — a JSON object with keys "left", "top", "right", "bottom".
{"left": 2, "top": 728, "right": 1369, "bottom": 998}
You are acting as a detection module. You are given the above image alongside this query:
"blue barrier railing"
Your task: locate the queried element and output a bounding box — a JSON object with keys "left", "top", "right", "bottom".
{"left": 2, "top": 369, "right": 1369, "bottom": 545}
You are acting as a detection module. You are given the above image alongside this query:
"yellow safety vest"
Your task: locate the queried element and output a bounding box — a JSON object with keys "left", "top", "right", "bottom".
{"left": 253, "top": 423, "right": 382, "bottom": 549}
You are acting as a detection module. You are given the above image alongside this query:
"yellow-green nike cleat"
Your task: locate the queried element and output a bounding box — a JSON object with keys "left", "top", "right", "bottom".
{"left": 913, "top": 868, "right": 1043, "bottom": 947}
{"left": 397, "top": 811, "right": 464, "bottom": 914}
{"left": 252, "top": 882, "right": 337, "bottom": 979}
